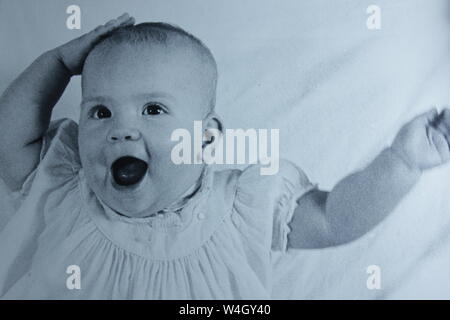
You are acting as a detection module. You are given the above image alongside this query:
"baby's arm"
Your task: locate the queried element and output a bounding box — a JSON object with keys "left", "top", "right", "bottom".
{"left": 0, "top": 14, "right": 134, "bottom": 191}
{"left": 289, "top": 109, "right": 450, "bottom": 248}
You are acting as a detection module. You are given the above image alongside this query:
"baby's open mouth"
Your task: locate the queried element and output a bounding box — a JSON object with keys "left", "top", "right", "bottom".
{"left": 111, "top": 156, "right": 148, "bottom": 186}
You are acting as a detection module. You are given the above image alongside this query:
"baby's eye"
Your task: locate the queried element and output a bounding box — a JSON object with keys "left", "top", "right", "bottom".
{"left": 142, "top": 103, "right": 166, "bottom": 116}
{"left": 91, "top": 105, "right": 112, "bottom": 119}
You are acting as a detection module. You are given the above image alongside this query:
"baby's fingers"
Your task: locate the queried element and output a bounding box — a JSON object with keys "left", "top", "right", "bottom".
{"left": 428, "top": 125, "right": 450, "bottom": 163}
{"left": 89, "top": 13, "right": 135, "bottom": 40}
{"left": 412, "top": 108, "right": 439, "bottom": 125}
{"left": 56, "top": 13, "right": 135, "bottom": 75}
{"left": 434, "top": 108, "right": 450, "bottom": 142}
{"left": 104, "top": 13, "right": 135, "bottom": 30}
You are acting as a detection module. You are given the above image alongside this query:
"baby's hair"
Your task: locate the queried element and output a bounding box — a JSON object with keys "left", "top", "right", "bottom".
{"left": 85, "top": 22, "right": 218, "bottom": 114}
{"left": 104, "top": 22, "right": 210, "bottom": 53}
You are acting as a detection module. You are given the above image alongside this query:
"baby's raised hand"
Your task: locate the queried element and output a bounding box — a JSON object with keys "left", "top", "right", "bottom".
{"left": 55, "top": 13, "right": 135, "bottom": 75}
{"left": 391, "top": 108, "right": 450, "bottom": 172}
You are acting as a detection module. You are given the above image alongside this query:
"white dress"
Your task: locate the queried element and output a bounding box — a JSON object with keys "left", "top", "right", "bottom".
{"left": 0, "top": 119, "right": 315, "bottom": 299}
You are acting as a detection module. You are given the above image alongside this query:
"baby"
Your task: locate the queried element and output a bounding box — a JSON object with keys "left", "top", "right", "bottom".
{"left": 0, "top": 13, "right": 450, "bottom": 299}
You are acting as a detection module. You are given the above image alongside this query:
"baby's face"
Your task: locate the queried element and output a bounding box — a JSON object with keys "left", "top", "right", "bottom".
{"left": 79, "top": 42, "right": 214, "bottom": 217}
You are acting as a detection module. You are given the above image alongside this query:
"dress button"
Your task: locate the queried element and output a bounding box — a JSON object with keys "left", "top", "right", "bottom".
{"left": 197, "top": 212, "right": 206, "bottom": 220}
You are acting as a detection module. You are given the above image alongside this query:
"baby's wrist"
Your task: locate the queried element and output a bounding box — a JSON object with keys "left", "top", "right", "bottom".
{"left": 387, "top": 146, "right": 423, "bottom": 176}
{"left": 47, "top": 48, "right": 73, "bottom": 77}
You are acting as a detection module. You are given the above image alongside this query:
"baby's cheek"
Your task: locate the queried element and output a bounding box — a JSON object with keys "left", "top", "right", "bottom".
{"left": 79, "top": 137, "right": 108, "bottom": 174}
{"left": 146, "top": 135, "right": 176, "bottom": 161}
{"left": 147, "top": 151, "right": 172, "bottom": 176}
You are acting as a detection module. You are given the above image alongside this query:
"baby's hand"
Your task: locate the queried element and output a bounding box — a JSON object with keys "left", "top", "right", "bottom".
{"left": 55, "top": 13, "right": 135, "bottom": 75}
{"left": 391, "top": 108, "right": 450, "bottom": 172}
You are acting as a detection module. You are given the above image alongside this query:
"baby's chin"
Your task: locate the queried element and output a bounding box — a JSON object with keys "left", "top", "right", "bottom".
{"left": 83, "top": 157, "right": 204, "bottom": 218}
{"left": 98, "top": 186, "right": 163, "bottom": 218}
{"left": 82, "top": 155, "right": 161, "bottom": 216}
{"left": 84, "top": 171, "right": 162, "bottom": 218}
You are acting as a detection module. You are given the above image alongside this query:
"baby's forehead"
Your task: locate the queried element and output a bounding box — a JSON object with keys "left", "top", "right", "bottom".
{"left": 83, "top": 44, "right": 212, "bottom": 97}
{"left": 84, "top": 39, "right": 216, "bottom": 87}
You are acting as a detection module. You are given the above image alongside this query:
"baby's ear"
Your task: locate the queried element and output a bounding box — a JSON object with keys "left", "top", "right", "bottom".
{"left": 202, "top": 113, "right": 223, "bottom": 148}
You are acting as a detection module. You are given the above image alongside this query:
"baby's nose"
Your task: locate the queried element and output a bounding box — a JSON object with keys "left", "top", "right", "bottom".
{"left": 107, "top": 128, "right": 142, "bottom": 143}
